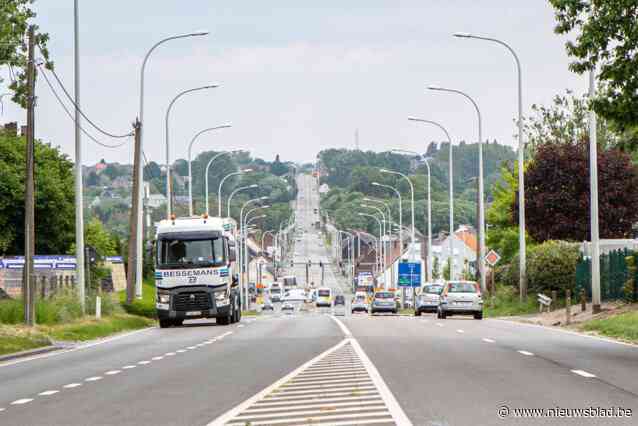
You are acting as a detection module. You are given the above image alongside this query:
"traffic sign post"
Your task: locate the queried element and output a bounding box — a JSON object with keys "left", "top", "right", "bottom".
{"left": 485, "top": 250, "right": 501, "bottom": 267}
{"left": 397, "top": 262, "right": 421, "bottom": 288}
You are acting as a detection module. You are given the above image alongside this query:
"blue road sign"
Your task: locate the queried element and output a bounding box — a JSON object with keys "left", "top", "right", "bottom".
{"left": 398, "top": 262, "right": 421, "bottom": 288}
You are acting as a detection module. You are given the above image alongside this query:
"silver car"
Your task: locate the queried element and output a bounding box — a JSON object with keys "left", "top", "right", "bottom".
{"left": 415, "top": 283, "right": 444, "bottom": 315}
{"left": 437, "top": 281, "right": 483, "bottom": 320}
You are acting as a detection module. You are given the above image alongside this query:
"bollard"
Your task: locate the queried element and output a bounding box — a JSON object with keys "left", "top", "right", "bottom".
{"left": 95, "top": 296, "right": 102, "bottom": 319}
{"left": 580, "top": 289, "right": 586, "bottom": 312}
{"left": 565, "top": 289, "right": 571, "bottom": 325}
{"left": 551, "top": 290, "right": 557, "bottom": 312}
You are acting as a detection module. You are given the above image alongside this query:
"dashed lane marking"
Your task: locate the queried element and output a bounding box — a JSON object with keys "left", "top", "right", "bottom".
{"left": 38, "top": 390, "right": 59, "bottom": 396}
{"left": 151, "top": 356, "right": 164, "bottom": 360}
{"left": 138, "top": 360, "right": 151, "bottom": 365}
{"left": 571, "top": 369, "right": 597, "bottom": 378}
{"left": 517, "top": 350, "right": 534, "bottom": 356}
{"left": 176, "top": 349, "right": 187, "bottom": 353}
{"left": 482, "top": 338, "right": 495, "bottom": 343}
{"left": 63, "top": 383, "right": 81, "bottom": 388}
{"left": 456, "top": 329, "right": 465, "bottom": 334}
{"left": 165, "top": 352, "right": 176, "bottom": 356}
{"left": 105, "top": 370, "right": 121, "bottom": 375}
{"left": 85, "top": 376, "right": 102, "bottom": 382}
{"left": 10, "top": 399, "right": 33, "bottom": 405}
{"left": 122, "top": 365, "right": 136, "bottom": 369}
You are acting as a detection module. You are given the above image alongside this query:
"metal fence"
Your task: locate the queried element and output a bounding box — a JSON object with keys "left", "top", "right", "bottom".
{"left": 575, "top": 249, "right": 637, "bottom": 302}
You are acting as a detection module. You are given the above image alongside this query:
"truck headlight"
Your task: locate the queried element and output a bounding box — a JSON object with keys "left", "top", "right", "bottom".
{"left": 158, "top": 293, "right": 170, "bottom": 304}
{"left": 215, "top": 292, "right": 229, "bottom": 306}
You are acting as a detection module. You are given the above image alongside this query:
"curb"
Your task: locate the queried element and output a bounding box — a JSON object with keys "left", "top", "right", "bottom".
{"left": 0, "top": 345, "right": 63, "bottom": 363}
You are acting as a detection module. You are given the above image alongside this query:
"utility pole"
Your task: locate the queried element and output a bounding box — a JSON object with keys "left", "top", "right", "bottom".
{"left": 73, "top": 0, "right": 86, "bottom": 314}
{"left": 23, "top": 26, "right": 36, "bottom": 326}
{"left": 127, "top": 120, "right": 142, "bottom": 304}
{"left": 589, "top": 66, "right": 601, "bottom": 314}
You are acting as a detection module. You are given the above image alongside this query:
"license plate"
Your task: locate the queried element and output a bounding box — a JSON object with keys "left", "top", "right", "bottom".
{"left": 186, "top": 311, "right": 201, "bottom": 316}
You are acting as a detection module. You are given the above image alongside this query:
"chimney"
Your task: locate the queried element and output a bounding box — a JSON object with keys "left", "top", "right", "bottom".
{"left": 3, "top": 122, "right": 17, "bottom": 136}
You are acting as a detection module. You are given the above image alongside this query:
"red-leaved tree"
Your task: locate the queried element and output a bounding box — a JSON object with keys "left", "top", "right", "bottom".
{"left": 514, "top": 140, "right": 638, "bottom": 242}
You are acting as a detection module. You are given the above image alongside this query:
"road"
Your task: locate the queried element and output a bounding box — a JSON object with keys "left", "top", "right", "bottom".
{"left": 1, "top": 173, "right": 637, "bottom": 425}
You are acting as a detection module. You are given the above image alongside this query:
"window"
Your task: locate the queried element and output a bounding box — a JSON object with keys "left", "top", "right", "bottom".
{"left": 424, "top": 285, "right": 443, "bottom": 294}
{"left": 448, "top": 282, "right": 478, "bottom": 293}
{"left": 318, "top": 289, "right": 330, "bottom": 297}
{"left": 375, "top": 292, "right": 394, "bottom": 299}
{"left": 158, "top": 237, "right": 226, "bottom": 268}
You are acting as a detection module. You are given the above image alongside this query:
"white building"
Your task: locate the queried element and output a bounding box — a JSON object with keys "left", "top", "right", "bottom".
{"left": 147, "top": 193, "right": 167, "bottom": 209}
{"left": 431, "top": 225, "right": 478, "bottom": 280}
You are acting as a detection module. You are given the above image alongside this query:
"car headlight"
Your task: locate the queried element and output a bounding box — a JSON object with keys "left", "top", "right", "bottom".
{"left": 158, "top": 293, "right": 170, "bottom": 304}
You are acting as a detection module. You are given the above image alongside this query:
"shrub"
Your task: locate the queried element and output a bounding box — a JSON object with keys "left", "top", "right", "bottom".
{"left": 527, "top": 240, "right": 580, "bottom": 295}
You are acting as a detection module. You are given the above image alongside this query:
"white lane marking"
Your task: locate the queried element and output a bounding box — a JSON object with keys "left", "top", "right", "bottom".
{"left": 571, "top": 369, "right": 597, "bottom": 378}
{"left": 490, "top": 318, "right": 638, "bottom": 348}
{"left": 329, "top": 315, "right": 352, "bottom": 337}
{"left": 165, "top": 352, "right": 176, "bottom": 356}
{"left": 122, "top": 365, "right": 136, "bottom": 369}
{"left": 456, "top": 329, "right": 465, "bottom": 334}
{"left": 207, "top": 339, "right": 351, "bottom": 426}
{"left": 38, "top": 390, "right": 59, "bottom": 396}
{"left": 105, "top": 370, "right": 121, "bottom": 375}
{"left": 0, "top": 408, "right": 5, "bottom": 412}
{"left": 482, "top": 338, "right": 495, "bottom": 343}
{"left": 138, "top": 360, "right": 151, "bottom": 365}
{"left": 187, "top": 346, "right": 197, "bottom": 350}
{"left": 436, "top": 323, "right": 444, "bottom": 327}
{"left": 151, "top": 356, "right": 164, "bottom": 360}
{"left": 176, "top": 349, "right": 187, "bottom": 353}
{"left": 237, "top": 324, "right": 245, "bottom": 328}
{"left": 0, "top": 327, "right": 155, "bottom": 369}
{"left": 85, "top": 376, "right": 102, "bottom": 382}
{"left": 10, "top": 398, "right": 33, "bottom": 405}
{"left": 63, "top": 383, "right": 82, "bottom": 388}
{"left": 349, "top": 336, "right": 413, "bottom": 425}
{"left": 517, "top": 350, "right": 534, "bottom": 356}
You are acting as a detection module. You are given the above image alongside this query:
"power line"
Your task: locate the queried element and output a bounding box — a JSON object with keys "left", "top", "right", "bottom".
{"left": 39, "top": 64, "right": 129, "bottom": 149}
{"left": 35, "top": 49, "right": 132, "bottom": 139}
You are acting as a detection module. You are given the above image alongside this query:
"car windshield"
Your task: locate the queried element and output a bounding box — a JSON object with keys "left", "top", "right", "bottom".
{"left": 375, "top": 292, "right": 393, "bottom": 299}
{"left": 424, "top": 285, "right": 443, "bottom": 294}
{"left": 158, "top": 237, "right": 225, "bottom": 268}
{"left": 448, "top": 282, "right": 478, "bottom": 293}
{"left": 318, "top": 290, "right": 330, "bottom": 297}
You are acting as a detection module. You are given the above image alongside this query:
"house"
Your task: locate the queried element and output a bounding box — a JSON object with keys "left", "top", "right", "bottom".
{"left": 431, "top": 225, "right": 478, "bottom": 280}
{"left": 95, "top": 160, "right": 107, "bottom": 173}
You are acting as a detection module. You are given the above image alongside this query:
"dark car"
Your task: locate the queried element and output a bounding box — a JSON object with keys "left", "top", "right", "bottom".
{"left": 334, "top": 295, "right": 345, "bottom": 306}
{"left": 371, "top": 291, "right": 397, "bottom": 315}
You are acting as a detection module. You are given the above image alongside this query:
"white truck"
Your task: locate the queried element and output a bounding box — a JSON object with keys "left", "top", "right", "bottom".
{"left": 154, "top": 216, "right": 240, "bottom": 328}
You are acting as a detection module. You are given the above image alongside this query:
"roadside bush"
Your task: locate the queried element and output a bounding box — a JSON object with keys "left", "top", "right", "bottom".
{"left": 527, "top": 240, "right": 580, "bottom": 295}
{"left": 0, "top": 298, "right": 23, "bottom": 324}
{"left": 0, "top": 290, "right": 84, "bottom": 325}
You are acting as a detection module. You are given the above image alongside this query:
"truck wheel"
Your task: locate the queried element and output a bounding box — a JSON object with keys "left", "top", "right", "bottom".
{"left": 217, "top": 315, "right": 230, "bottom": 326}
{"left": 474, "top": 312, "right": 483, "bottom": 320}
{"left": 173, "top": 319, "right": 183, "bottom": 327}
{"left": 159, "top": 319, "right": 172, "bottom": 328}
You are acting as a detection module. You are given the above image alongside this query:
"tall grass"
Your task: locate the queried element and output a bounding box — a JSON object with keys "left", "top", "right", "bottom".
{"left": 0, "top": 290, "right": 120, "bottom": 325}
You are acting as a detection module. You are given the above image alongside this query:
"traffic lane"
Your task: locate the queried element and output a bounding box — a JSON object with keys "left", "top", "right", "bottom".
{"left": 449, "top": 317, "right": 638, "bottom": 396}
{"left": 1, "top": 314, "right": 343, "bottom": 426}
{"left": 343, "top": 316, "right": 638, "bottom": 426}
{"left": 0, "top": 322, "right": 236, "bottom": 405}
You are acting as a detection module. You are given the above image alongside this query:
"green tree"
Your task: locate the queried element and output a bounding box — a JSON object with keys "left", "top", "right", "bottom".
{"left": 269, "top": 154, "right": 289, "bottom": 176}
{"left": 549, "top": 1, "right": 638, "bottom": 145}
{"left": 0, "top": 132, "right": 74, "bottom": 254}
{"left": 0, "top": 0, "right": 51, "bottom": 105}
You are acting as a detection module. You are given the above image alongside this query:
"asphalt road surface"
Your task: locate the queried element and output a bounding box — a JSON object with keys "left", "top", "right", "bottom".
{"left": 1, "top": 173, "right": 637, "bottom": 425}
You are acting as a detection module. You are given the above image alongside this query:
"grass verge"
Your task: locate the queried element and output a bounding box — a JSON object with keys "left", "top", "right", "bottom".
{"left": 0, "top": 326, "right": 51, "bottom": 356}
{"left": 119, "top": 280, "right": 157, "bottom": 318}
{"left": 483, "top": 286, "right": 538, "bottom": 318}
{"left": 579, "top": 310, "right": 638, "bottom": 344}
{"left": 41, "top": 314, "right": 154, "bottom": 342}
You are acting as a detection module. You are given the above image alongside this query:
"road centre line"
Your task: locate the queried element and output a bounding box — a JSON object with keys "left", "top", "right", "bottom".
{"left": 571, "top": 369, "right": 597, "bottom": 378}
{"left": 517, "top": 350, "right": 534, "bottom": 356}
{"left": 38, "top": 390, "right": 59, "bottom": 396}
{"left": 10, "top": 398, "right": 33, "bottom": 405}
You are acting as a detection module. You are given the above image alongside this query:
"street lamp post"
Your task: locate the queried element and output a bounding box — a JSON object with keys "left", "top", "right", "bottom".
{"left": 359, "top": 213, "right": 384, "bottom": 284}
{"left": 186, "top": 125, "right": 232, "bottom": 216}
{"left": 245, "top": 213, "right": 267, "bottom": 299}
{"left": 136, "top": 30, "right": 209, "bottom": 298}
{"left": 239, "top": 197, "right": 268, "bottom": 308}
{"left": 392, "top": 149, "right": 433, "bottom": 282}
{"left": 380, "top": 169, "right": 415, "bottom": 257}
{"left": 453, "top": 32, "right": 526, "bottom": 300}
{"left": 203, "top": 154, "right": 236, "bottom": 216}
{"left": 363, "top": 197, "right": 394, "bottom": 285}
{"left": 362, "top": 204, "right": 386, "bottom": 279}
{"left": 372, "top": 182, "right": 403, "bottom": 259}
{"left": 220, "top": 169, "right": 253, "bottom": 217}
{"left": 339, "top": 230, "right": 355, "bottom": 291}
{"left": 428, "top": 84, "right": 486, "bottom": 293}
{"left": 408, "top": 117, "right": 455, "bottom": 280}
{"left": 226, "top": 184, "right": 258, "bottom": 219}
{"left": 165, "top": 85, "right": 218, "bottom": 219}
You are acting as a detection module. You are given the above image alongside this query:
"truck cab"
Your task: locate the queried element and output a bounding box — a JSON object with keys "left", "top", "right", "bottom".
{"left": 154, "top": 216, "right": 239, "bottom": 328}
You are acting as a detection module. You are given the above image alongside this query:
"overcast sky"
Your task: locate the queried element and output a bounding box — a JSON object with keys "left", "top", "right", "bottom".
{"left": 2, "top": 1, "right": 586, "bottom": 166}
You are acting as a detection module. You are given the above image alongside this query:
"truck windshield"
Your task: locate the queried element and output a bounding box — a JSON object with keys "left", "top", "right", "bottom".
{"left": 158, "top": 237, "right": 225, "bottom": 268}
